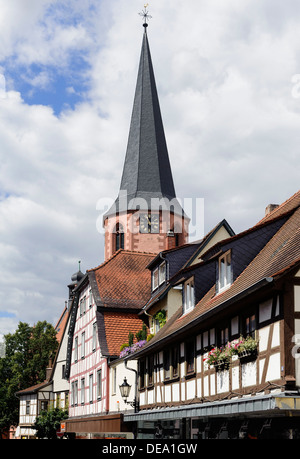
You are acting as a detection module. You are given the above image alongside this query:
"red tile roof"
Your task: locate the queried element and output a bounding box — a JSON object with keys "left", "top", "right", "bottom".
{"left": 88, "top": 250, "right": 155, "bottom": 310}
{"left": 54, "top": 306, "right": 68, "bottom": 343}
{"left": 88, "top": 250, "right": 155, "bottom": 357}
{"left": 104, "top": 312, "right": 145, "bottom": 356}
{"left": 257, "top": 189, "right": 300, "bottom": 224}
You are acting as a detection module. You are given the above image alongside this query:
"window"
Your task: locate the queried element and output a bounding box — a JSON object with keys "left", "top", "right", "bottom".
{"left": 89, "top": 289, "right": 93, "bottom": 308}
{"left": 80, "top": 296, "right": 86, "bottom": 316}
{"left": 74, "top": 380, "right": 78, "bottom": 406}
{"left": 89, "top": 374, "right": 93, "bottom": 403}
{"left": 245, "top": 313, "right": 256, "bottom": 338}
{"left": 97, "top": 369, "right": 102, "bottom": 399}
{"left": 147, "top": 355, "right": 154, "bottom": 386}
{"left": 186, "top": 340, "right": 195, "bottom": 375}
{"left": 183, "top": 278, "right": 195, "bottom": 314}
{"left": 149, "top": 316, "right": 160, "bottom": 334}
{"left": 40, "top": 400, "right": 48, "bottom": 412}
{"left": 164, "top": 347, "right": 179, "bottom": 380}
{"left": 81, "top": 378, "right": 85, "bottom": 405}
{"left": 152, "top": 261, "right": 167, "bottom": 291}
{"left": 218, "top": 251, "right": 232, "bottom": 291}
{"left": 164, "top": 350, "right": 170, "bottom": 380}
{"left": 139, "top": 359, "right": 145, "bottom": 389}
{"left": 220, "top": 326, "right": 229, "bottom": 347}
{"left": 115, "top": 223, "right": 124, "bottom": 251}
{"left": 74, "top": 337, "right": 78, "bottom": 362}
{"left": 71, "top": 382, "right": 74, "bottom": 405}
{"left": 81, "top": 332, "right": 85, "bottom": 359}
{"left": 159, "top": 262, "right": 166, "bottom": 285}
{"left": 172, "top": 346, "right": 179, "bottom": 378}
{"left": 92, "top": 322, "right": 97, "bottom": 351}
{"left": 152, "top": 268, "right": 159, "bottom": 291}
{"left": 26, "top": 400, "right": 30, "bottom": 415}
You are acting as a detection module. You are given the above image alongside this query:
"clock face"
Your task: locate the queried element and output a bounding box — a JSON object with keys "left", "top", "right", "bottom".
{"left": 140, "top": 213, "right": 159, "bottom": 233}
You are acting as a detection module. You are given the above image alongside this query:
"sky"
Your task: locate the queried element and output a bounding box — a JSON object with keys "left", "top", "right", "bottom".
{"left": 0, "top": 0, "right": 299, "bottom": 339}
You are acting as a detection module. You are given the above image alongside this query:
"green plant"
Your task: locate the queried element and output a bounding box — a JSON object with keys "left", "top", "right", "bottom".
{"left": 128, "top": 332, "right": 134, "bottom": 347}
{"left": 120, "top": 342, "right": 129, "bottom": 352}
{"left": 135, "top": 323, "right": 148, "bottom": 342}
{"left": 154, "top": 310, "right": 167, "bottom": 328}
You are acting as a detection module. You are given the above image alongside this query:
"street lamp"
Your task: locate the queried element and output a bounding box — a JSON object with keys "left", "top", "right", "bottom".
{"left": 119, "top": 377, "right": 139, "bottom": 412}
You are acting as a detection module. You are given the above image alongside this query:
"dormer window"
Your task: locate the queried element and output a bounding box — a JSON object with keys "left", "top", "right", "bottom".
{"left": 152, "top": 261, "right": 167, "bottom": 291}
{"left": 183, "top": 278, "right": 195, "bottom": 314}
{"left": 218, "top": 251, "right": 232, "bottom": 292}
{"left": 159, "top": 261, "right": 166, "bottom": 285}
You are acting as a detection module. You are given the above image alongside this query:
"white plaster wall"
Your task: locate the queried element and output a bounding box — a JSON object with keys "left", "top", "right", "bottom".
{"left": 295, "top": 286, "right": 300, "bottom": 312}
{"left": 265, "top": 353, "right": 281, "bottom": 381}
{"left": 109, "top": 360, "right": 137, "bottom": 412}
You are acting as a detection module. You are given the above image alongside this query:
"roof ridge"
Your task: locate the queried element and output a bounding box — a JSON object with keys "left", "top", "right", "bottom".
{"left": 256, "top": 189, "right": 300, "bottom": 225}
{"left": 87, "top": 249, "right": 156, "bottom": 272}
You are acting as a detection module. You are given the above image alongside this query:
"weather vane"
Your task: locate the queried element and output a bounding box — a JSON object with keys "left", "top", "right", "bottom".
{"left": 139, "top": 4, "right": 152, "bottom": 27}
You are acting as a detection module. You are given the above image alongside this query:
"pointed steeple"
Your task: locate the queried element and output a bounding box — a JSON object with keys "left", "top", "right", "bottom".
{"left": 103, "top": 18, "right": 189, "bottom": 260}
{"left": 119, "top": 25, "right": 176, "bottom": 204}
{"left": 105, "top": 23, "right": 183, "bottom": 218}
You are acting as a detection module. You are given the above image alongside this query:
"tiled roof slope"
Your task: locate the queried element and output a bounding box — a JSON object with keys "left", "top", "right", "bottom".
{"left": 88, "top": 250, "right": 155, "bottom": 310}
{"left": 132, "top": 192, "right": 300, "bottom": 355}
{"left": 87, "top": 250, "right": 155, "bottom": 358}
{"left": 54, "top": 306, "right": 68, "bottom": 343}
{"left": 103, "top": 312, "right": 145, "bottom": 357}
{"left": 258, "top": 189, "right": 300, "bottom": 224}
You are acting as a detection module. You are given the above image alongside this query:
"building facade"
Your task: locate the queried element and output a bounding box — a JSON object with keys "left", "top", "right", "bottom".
{"left": 124, "top": 191, "right": 300, "bottom": 439}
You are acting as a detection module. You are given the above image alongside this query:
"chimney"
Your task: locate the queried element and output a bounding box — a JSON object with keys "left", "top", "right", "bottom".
{"left": 265, "top": 204, "right": 279, "bottom": 216}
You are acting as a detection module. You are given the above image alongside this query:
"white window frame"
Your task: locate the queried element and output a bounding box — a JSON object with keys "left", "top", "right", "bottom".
{"left": 152, "top": 267, "right": 159, "bottom": 291}
{"left": 81, "top": 378, "right": 85, "bottom": 405}
{"left": 74, "top": 336, "right": 78, "bottom": 362}
{"left": 92, "top": 322, "right": 97, "bottom": 351}
{"left": 81, "top": 332, "right": 85, "bottom": 359}
{"left": 89, "top": 374, "right": 93, "bottom": 403}
{"left": 74, "top": 380, "right": 78, "bottom": 406}
{"left": 218, "top": 251, "right": 232, "bottom": 292}
{"left": 159, "top": 261, "right": 166, "bottom": 285}
{"left": 183, "top": 278, "right": 195, "bottom": 314}
{"left": 97, "top": 369, "right": 102, "bottom": 400}
{"left": 152, "top": 261, "right": 167, "bottom": 291}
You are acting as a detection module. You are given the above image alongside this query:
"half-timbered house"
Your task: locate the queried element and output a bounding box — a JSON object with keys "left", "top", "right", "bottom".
{"left": 63, "top": 250, "right": 154, "bottom": 438}
{"left": 124, "top": 191, "right": 300, "bottom": 439}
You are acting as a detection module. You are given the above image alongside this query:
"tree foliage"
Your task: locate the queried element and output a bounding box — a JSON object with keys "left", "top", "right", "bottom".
{"left": 0, "top": 321, "right": 58, "bottom": 437}
{"left": 33, "top": 407, "right": 68, "bottom": 440}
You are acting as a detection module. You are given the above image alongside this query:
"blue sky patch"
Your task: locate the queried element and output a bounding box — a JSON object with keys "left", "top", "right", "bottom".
{"left": 5, "top": 56, "right": 90, "bottom": 115}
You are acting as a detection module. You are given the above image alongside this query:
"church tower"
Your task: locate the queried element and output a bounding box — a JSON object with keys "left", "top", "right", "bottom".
{"left": 103, "top": 15, "right": 189, "bottom": 260}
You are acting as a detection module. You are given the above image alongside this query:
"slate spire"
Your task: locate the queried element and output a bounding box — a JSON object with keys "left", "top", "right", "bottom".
{"left": 103, "top": 21, "right": 185, "bottom": 222}
{"left": 119, "top": 24, "right": 176, "bottom": 206}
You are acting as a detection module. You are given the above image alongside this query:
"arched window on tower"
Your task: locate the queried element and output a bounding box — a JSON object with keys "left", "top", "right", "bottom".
{"left": 173, "top": 223, "right": 182, "bottom": 247}
{"left": 115, "top": 223, "right": 124, "bottom": 252}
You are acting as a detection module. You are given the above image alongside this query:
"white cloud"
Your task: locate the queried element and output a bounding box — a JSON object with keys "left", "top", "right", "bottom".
{"left": 0, "top": 0, "right": 299, "bottom": 335}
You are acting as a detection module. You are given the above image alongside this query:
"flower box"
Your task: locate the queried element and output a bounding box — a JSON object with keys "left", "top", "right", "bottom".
{"left": 238, "top": 348, "right": 257, "bottom": 363}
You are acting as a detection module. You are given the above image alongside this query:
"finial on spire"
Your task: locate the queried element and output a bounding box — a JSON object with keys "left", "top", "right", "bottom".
{"left": 78, "top": 260, "right": 81, "bottom": 271}
{"left": 139, "top": 4, "right": 152, "bottom": 29}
